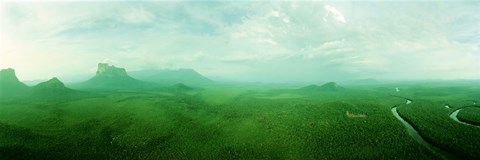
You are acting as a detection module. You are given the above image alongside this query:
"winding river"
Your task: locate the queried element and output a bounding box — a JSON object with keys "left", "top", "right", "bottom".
{"left": 390, "top": 97, "right": 458, "bottom": 159}
{"left": 391, "top": 106, "right": 433, "bottom": 149}
{"left": 449, "top": 104, "right": 480, "bottom": 128}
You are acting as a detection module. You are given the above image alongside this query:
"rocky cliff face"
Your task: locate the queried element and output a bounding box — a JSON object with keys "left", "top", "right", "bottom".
{"left": 0, "top": 68, "right": 28, "bottom": 89}
{"left": 96, "top": 63, "right": 128, "bottom": 77}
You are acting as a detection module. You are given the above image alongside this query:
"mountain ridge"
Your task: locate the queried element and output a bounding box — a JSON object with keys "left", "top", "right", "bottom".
{"left": 33, "top": 77, "right": 70, "bottom": 91}
{"left": 74, "top": 63, "right": 154, "bottom": 90}
{"left": 300, "top": 82, "right": 345, "bottom": 92}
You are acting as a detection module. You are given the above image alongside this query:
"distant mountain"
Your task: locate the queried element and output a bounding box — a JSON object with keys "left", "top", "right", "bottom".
{"left": 319, "top": 82, "right": 345, "bottom": 91}
{"left": 33, "top": 77, "right": 71, "bottom": 92}
{"left": 171, "top": 83, "right": 194, "bottom": 92}
{"left": 74, "top": 63, "right": 154, "bottom": 90}
{"left": 300, "top": 82, "right": 345, "bottom": 92}
{"left": 0, "top": 68, "right": 30, "bottom": 97}
{"left": 129, "top": 69, "right": 212, "bottom": 85}
{"left": 31, "top": 77, "right": 86, "bottom": 98}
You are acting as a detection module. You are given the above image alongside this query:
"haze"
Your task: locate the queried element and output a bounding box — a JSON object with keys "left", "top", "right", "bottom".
{"left": 1, "top": 0, "right": 479, "bottom": 82}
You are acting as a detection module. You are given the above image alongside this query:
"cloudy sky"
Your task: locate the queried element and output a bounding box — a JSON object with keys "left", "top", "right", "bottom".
{"left": 0, "top": 0, "right": 479, "bottom": 82}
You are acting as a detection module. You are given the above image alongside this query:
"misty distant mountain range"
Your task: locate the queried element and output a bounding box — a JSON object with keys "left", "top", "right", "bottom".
{"left": 1, "top": 63, "right": 213, "bottom": 94}
{"left": 19, "top": 63, "right": 213, "bottom": 87}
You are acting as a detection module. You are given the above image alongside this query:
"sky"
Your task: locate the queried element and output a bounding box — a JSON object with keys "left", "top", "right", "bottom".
{"left": 0, "top": 0, "right": 479, "bottom": 82}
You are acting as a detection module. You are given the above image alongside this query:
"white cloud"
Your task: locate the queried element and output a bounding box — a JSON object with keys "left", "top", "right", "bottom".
{"left": 324, "top": 4, "right": 346, "bottom": 23}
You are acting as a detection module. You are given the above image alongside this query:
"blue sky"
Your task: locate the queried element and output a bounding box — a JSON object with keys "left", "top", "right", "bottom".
{"left": 0, "top": 0, "right": 479, "bottom": 82}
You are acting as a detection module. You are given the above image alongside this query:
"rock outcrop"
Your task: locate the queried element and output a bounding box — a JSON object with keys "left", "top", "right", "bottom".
{"left": 96, "top": 63, "right": 128, "bottom": 77}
